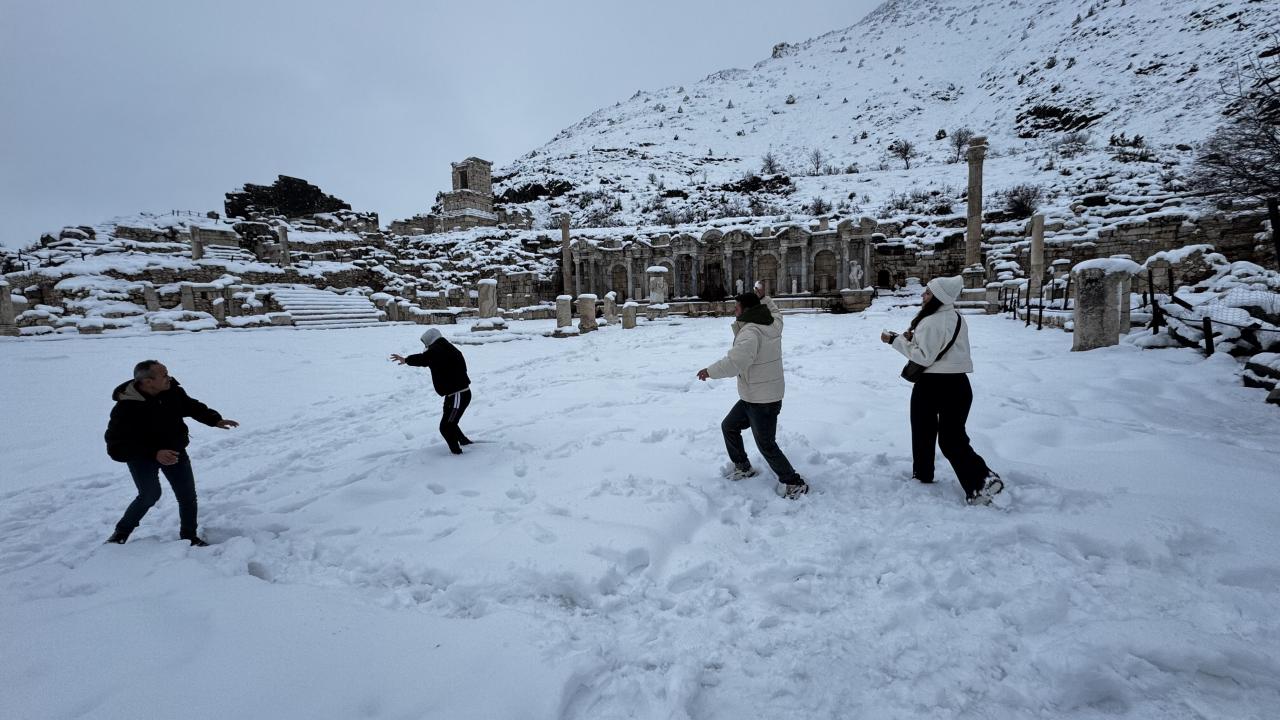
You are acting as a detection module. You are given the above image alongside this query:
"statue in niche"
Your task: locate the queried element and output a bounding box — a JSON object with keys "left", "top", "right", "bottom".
{"left": 849, "top": 261, "right": 865, "bottom": 289}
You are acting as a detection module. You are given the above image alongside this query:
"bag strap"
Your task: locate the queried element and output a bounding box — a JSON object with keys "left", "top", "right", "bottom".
{"left": 935, "top": 314, "right": 963, "bottom": 362}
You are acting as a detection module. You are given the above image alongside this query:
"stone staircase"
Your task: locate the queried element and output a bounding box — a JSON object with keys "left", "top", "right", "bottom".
{"left": 955, "top": 288, "right": 993, "bottom": 314}
{"left": 201, "top": 244, "right": 259, "bottom": 263}
{"left": 270, "top": 287, "right": 384, "bottom": 329}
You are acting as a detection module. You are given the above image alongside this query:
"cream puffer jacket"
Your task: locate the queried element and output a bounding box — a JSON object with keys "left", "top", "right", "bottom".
{"left": 891, "top": 305, "right": 974, "bottom": 374}
{"left": 706, "top": 296, "right": 785, "bottom": 403}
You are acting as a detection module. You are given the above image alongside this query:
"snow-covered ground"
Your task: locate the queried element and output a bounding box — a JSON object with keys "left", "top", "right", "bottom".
{"left": 2, "top": 301, "right": 1278, "bottom": 719}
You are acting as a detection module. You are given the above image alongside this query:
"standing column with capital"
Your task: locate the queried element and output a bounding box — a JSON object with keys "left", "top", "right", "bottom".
{"left": 559, "top": 213, "right": 573, "bottom": 295}
{"left": 1029, "top": 214, "right": 1046, "bottom": 299}
{"left": 965, "top": 136, "right": 989, "bottom": 269}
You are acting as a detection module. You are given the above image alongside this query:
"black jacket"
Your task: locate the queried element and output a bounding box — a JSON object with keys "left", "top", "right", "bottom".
{"left": 405, "top": 338, "right": 470, "bottom": 396}
{"left": 104, "top": 378, "right": 223, "bottom": 463}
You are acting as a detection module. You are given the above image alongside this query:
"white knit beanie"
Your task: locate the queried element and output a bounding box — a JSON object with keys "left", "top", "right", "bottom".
{"left": 926, "top": 276, "right": 964, "bottom": 305}
{"left": 420, "top": 328, "right": 443, "bottom": 346}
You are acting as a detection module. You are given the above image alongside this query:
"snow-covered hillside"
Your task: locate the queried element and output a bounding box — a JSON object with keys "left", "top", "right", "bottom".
{"left": 496, "top": 0, "right": 1276, "bottom": 227}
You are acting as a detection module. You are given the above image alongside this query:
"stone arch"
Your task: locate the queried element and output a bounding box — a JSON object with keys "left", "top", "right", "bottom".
{"left": 610, "top": 263, "right": 628, "bottom": 297}
{"left": 877, "top": 268, "right": 892, "bottom": 288}
{"left": 756, "top": 253, "right": 779, "bottom": 297}
{"left": 676, "top": 253, "right": 696, "bottom": 298}
{"left": 700, "top": 228, "right": 725, "bottom": 245}
{"left": 813, "top": 250, "right": 837, "bottom": 293}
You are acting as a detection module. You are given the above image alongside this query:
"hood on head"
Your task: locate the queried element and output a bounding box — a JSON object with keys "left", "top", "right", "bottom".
{"left": 420, "top": 329, "right": 443, "bottom": 347}
{"left": 926, "top": 276, "right": 964, "bottom": 305}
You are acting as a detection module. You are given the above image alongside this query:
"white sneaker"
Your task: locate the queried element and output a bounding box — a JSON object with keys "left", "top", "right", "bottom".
{"left": 725, "top": 464, "right": 760, "bottom": 481}
{"left": 967, "top": 473, "right": 1004, "bottom": 506}
{"left": 775, "top": 481, "right": 810, "bottom": 499}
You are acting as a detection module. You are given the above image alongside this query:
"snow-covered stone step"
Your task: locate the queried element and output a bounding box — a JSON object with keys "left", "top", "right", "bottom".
{"left": 270, "top": 288, "right": 384, "bottom": 330}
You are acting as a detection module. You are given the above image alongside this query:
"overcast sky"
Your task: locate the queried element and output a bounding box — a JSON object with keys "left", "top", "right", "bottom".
{"left": 0, "top": 0, "right": 882, "bottom": 248}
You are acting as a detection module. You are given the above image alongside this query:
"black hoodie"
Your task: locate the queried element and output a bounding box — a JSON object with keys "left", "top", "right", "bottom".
{"left": 405, "top": 338, "right": 471, "bottom": 396}
{"left": 103, "top": 378, "right": 223, "bottom": 463}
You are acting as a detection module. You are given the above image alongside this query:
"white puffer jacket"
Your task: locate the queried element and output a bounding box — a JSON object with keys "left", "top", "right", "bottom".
{"left": 706, "top": 296, "right": 785, "bottom": 403}
{"left": 891, "top": 305, "right": 973, "bottom": 374}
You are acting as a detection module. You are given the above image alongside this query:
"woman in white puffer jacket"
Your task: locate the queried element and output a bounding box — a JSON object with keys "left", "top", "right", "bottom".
{"left": 881, "top": 276, "right": 1004, "bottom": 505}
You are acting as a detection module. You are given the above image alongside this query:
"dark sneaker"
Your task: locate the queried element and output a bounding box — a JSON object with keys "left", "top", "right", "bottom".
{"left": 458, "top": 436, "right": 474, "bottom": 446}
{"left": 105, "top": 530, "right": 129, "bottom": 545}
{"left": 967, "top": 472, "right": 1005, "bottom": 506}
{"left": 726, "top": 463, "right": 760, "bottom": 481}
{"left": 184, "top": 536, "right": 210, "bottom": 547}
{"left": 448, "top": 443, "right": 464, "bottom": 455}
{"left": 775, "top": 481, "right": 810, "bottom": 499}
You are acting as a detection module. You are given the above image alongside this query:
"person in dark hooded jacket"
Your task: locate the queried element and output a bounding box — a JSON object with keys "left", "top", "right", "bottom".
{"left": 391, "top": 329, "right": 473, "bottom": 454}
{"left": 104, "top": 360, "right": 238, "bottom": 546}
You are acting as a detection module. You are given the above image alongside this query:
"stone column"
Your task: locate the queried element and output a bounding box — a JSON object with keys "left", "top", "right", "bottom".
{"left": 622, "top": 302, "right": 637, "bottom": 329}
{"left": 211, "top": 297, "right": 226, "bottom": 324}
{"left": 142, "top": 284, "right": 160, "bottom": 312}
{"left": 556, "top": 295, "right": 573, "bottom": 329}
{"left": 477, "top": 279, "right": 498, "bottom": 319}
{"left": 1029, "top": 214, "right": 1046, "bottom": 299}
{"left": 0, "top": 280, "right": 19, "bottom": 336}
{"left": 1071, "top": 262, "right": 1138, "bottom": 351}
{"left": 965, "top": 135, "right": 989, "bottom": 269}
{"left": 577, "top": 294, "right": 598, "bottom": 332}
{"left": 180, "top": 284, "right": 196, "bottom": 311}
{"left": 602, "top": 292, "right": 618, "bottom": 324}
{"left": 276, "top": 225, "right": 292, "bottom": 267}
{"left": 403, "top": 282, "right": 418, "bottom": 307}
{"left": 224, "top": 287, "right": 241, "bottom": 317}
{"left": 190, "top": 236, "right": 204, "bottom": 261}
{"left": 648, "top": 267, "right": 668, "bottom": 304}
{"left": 560, "top": 214, "right": 572, "bottom": 294}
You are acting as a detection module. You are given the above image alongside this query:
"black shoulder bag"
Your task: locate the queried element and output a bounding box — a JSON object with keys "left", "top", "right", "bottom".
{"left": 900, "top": 314, "right": 962, "bottom": 383}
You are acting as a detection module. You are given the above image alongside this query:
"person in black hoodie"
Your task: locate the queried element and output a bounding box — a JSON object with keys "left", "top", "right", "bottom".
{"left": 104, "top": 360, "right": 239, "bottom": 546}
{"left": 390, "top": 328, "right": 473, "bottom": 454}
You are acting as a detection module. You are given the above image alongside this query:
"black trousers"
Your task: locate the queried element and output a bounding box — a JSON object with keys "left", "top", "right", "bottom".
{"left": 721, "top": 399, "right": 802, "bottom": 484}
{"left": 910, "top": 373, "right": 990, "bottom": 498}
{"left": 440, "top": 389, "right": 472, "bottom": 450}
{"left": 116, "top": 451, "right": 198, "bottom": 539}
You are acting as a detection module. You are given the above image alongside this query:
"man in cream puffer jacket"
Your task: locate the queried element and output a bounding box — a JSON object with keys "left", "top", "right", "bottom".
{"left": 698, "top": 285, "right": 809, "bottom": 499}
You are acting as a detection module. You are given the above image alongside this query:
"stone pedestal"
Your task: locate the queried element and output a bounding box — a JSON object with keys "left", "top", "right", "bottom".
{"left": 142, "top": 285, "right": 160, "bottom": 312}
{"left": 0, "top": 281, "right": 19, "bottom": 336}
{"left": 965, "top": 136, "right": 989, "bottom": 268}
{"left": 647, "top": 268, "right": 668, "bottom": 305}
{"left": 962, "top": 267, "right": 987, "bottom": 290}
{"left": 602, "top": 292, "right": 618, "bottom": 324}
{"left": 577, "top": 294, "right": 598, "bottom": 332}
{"left": 1071, "top": 261, "right": 1139, "bottom": 351}
{"left": 477, "top": 279, "right": 498, "bottom": 319}
{"left": 211, "top": 299, "right": 226, "bottom": 324}
{"left": 622, "top": 303, "right": 638, "bottom": 329}
{"left": 149, "top": 318, "right": 175, "bottom": 332}
{"left": 180, "top": 284, "right": 196, "bottom": 311}
{"left": 190, "top": 238, "right": 204, "bottom": 261}
{"left": 556, "top": 295, "right": 573, "bottom": 329}
{"left": 839, "top": 289, "right": 874, "bottom": 313}
{"left": 276, "top": 225, "right": 292, "bottom": 267}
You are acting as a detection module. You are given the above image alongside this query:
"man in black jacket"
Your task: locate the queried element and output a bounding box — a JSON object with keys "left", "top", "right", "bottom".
{"left": 390, "top": 328, "right": 473, "bottom": 454}
{"left": 104, "top": 360, "right": 238, "bottom": 546}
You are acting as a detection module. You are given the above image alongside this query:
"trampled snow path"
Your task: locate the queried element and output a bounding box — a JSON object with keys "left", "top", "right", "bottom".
{"left": 2, "top": 303, "right": 1278, "bottom": 719}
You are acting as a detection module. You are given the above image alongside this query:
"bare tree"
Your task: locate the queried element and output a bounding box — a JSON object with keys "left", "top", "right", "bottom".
{"left": 808, "top": 147, "right": 825, "bottom": 175}
{"left": 889, "top": 139, "right": 918, "bottom": 169}
{"left": 950, "top": 127, "right": 975, "bottom": 162}
{"left": 1189, "top": 48, "right": 1280, "bottom": 266}
{"left": 761, "top": 151, "right": 781, "bottom": 175}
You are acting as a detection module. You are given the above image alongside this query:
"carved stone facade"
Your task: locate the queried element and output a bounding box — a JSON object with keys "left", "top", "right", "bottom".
{"left": 567, "top": 218, "right": 878, "bottom": 301}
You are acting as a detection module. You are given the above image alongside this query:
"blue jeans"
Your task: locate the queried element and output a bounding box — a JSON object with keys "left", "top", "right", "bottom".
{"left": 721, "top": 400, "right": 801, "bottom": 484}
{"left": 115, "top": 452, "right": 198, "bottom": 539}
